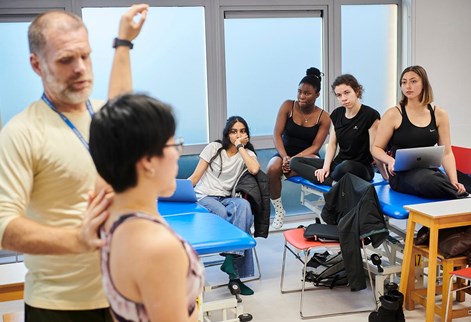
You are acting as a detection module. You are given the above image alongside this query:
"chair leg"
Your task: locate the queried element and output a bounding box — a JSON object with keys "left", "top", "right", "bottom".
{"left": 300, "top": 248, "right": 311, "bottom": 318}
{"left": 441, "top": 260, "right": 454, "bottom": 321}
{"left": 280, "top": 239, "right": 288, "bottom": 293}
{"left": 444, "top": 274, "right": 455, "bottom": 322}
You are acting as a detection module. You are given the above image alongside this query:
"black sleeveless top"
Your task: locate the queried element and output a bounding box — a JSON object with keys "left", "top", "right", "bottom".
{"left": 390, "top": 104, "right": 439, "bottom": 157}
{"left": 282, "top": 101, "right": 324, "bottom": 156}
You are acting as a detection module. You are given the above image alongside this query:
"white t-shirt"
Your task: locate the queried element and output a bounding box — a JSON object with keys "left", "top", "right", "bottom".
{"left": 194, "top": 142, "right": 257, "bottom": 197}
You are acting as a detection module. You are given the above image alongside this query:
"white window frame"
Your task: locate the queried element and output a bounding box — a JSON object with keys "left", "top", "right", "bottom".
{"left": 0, "top": 0, "right": 402, "bottom": 155}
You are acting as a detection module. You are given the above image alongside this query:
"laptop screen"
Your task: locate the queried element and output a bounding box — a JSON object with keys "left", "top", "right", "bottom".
{"left": 159, "top": 179, "right": 197, "bottom": 202}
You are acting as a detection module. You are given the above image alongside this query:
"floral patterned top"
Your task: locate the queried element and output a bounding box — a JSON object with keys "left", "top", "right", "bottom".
{"left": 100, "top": 213, "right": 204, "bottom": 321}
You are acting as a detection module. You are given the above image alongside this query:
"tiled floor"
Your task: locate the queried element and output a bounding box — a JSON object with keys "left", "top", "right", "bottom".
{"left": 201, "top": 228, "right": 471, "bottom": 321}
{"left": 1, "top": 221, "right": 471, "bottom": 321}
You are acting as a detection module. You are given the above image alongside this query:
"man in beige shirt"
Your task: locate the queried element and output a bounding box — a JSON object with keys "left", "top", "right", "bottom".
{"left": 0, "top": 5, "right": 148, "bottom": 321}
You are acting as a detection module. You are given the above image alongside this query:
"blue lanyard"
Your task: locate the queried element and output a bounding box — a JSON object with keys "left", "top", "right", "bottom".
{"left": 41, "top": 93, "right": 95, "bottom": 151}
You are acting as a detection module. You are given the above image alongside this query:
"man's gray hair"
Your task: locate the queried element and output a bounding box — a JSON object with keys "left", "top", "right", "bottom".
{"left": 28, "top": 10, "right": 87, "bottom": 55}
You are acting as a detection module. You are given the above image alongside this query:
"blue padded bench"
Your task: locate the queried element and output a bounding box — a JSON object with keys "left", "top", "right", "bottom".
{"left": 287, "top": 172, "right": 386, "bottom": 215}
{"left": 158, "top": 201, "right": 208, "bottom": 216}
{"left": 374, "top": 184, "right": 444, "bottom": 220}
{"left": 287, "top": 172, "right": 443, "bottom": 220}
{"left": 165, "top": 212, "right": 256, "bottom": 320}
{"left": 165, "top": 212, "right": 256, "bottom": 256}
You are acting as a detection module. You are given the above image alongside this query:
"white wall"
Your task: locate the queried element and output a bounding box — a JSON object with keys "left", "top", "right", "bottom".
{"left": 411, "top": 0, "right": 471, "bottom": 147}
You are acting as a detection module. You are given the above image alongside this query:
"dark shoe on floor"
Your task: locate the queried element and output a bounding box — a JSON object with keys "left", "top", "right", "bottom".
{"left": 230, "top": 279, "right": 254, "bottom": 296}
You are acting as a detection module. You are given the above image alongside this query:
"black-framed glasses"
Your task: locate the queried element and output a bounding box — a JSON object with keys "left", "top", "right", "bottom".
{"left": 165, "top": 137, "right": 184, "bottom": 153}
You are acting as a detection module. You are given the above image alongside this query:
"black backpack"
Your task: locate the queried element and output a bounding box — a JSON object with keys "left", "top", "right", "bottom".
{"left": 305, "top": 251, "right": 348, "bottom": 288}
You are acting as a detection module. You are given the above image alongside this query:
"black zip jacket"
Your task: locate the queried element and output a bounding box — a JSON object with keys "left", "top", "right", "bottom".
{"left": 321, "top": 173, "right": 389, "bottom": 291}
{"left": 233, "top": 170, "right": 270, "bottom": 238}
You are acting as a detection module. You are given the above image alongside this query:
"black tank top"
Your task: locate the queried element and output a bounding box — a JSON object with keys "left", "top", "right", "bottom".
{"left": 282, "top": 101, "right": 323, "bottom": 156}
{"left": 390, "top": 104, "right": 438, "bottom": 156}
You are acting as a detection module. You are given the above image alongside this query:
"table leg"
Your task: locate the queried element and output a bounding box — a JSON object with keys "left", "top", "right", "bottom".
{"left": 400, "top": 216, "right": 416, "bottom": 309}
{"left": 425, "top": 224, "right": 439, "bottom": 322}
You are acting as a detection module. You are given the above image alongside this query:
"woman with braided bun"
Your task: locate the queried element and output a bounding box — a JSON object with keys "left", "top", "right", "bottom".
{"left": 267, "top": 67, "right": 331, "bottom": 229}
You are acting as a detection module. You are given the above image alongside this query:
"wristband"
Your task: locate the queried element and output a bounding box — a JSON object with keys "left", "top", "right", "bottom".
{"left": 236, "top": 144, "right": 244, "bottom": 150}
{"left": 112, "top": 38, "right": 134, "bottom": 49}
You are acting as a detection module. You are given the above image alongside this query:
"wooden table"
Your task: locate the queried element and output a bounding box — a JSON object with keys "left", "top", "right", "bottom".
{"left": 399, "top": 198, "right": 471, "bottom": 321}
{"left": 0, "top": 262, "right": 26, "bottom": 302}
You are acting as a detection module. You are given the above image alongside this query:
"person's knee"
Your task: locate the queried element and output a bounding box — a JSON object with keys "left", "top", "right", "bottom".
{"left": 336, "top": 160, "right": 356, "bottom": 173}
{"left": 235, "top": 199, "right": 253, "bottom": 218}
{"left": 289, "top": 156, "right": 301, "bottom": 168}
{"left": 267, "top": 158, "right": 282, "bottom": 176}
{"left": 239, "top": 198, "right": 251, "bottom": 210}
{"left": 200, "top": 198, "right": 228, "bottom": 217}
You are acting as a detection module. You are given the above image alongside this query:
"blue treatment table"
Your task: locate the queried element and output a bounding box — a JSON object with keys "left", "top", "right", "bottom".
{"left": 287, "top": 172, "right": 386, "bottom": 215}
{"left": 165, "top": 212, "right": 256, "bottom": 321}
{"left": 158, "top": 200, "right": 209, "bottom": 216}
{"left": 287, "top": 172, "right": 442, "bottom": 220}
{"left": 374, "top": 184, "right": 444, "bottom": 220}
{"left": 165, "top": 212, "right": 256, "bottom": 256}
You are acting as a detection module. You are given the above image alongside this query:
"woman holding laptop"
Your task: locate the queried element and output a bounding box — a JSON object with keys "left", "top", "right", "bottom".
{"left": 372, "top": 65, "right": 467, "bottom": 198}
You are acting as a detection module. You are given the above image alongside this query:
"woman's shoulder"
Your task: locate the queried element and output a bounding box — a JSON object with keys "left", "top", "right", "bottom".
{"left": 319, "top": 106, "right": 331, "bottom": 116}
{"left": 208, "top": 141, "right": 222, "bottom": 148}
{"left": 382, "top": 105, "right": 402, "bottom": 118}
{"left": 432, "top": 105, "right": 449, "bottom": 123}
{"left": 361, "top": 104, "right": 379, "bottom": 112}
{"left": 360, "top": 104, "right": 381, "bottom": 118}
{"left": 279, "top": 99, "right": 295, "bottom": 112}
{"left": 204, "top": 141, "right": 222, "bottom": 152}
{"left": 110, "top": 215, "right": 177, "bottom": 252}
{"left": 330, "top": 106, "right": 345, "bottom": 117}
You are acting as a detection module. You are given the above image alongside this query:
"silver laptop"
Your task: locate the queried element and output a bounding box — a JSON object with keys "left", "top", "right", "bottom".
{"left": 394, "top": 145, "right": 445, "bottom": 172}
{"left": 159, "top": 179, "right": 197, "bottom": 202}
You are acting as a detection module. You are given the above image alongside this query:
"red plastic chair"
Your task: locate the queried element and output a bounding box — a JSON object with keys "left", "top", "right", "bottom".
{"left": 280, "top": 228, "right": 375, "bottom": 319}
{"left": 444, "top": 266, "right": 471, "bottom": 321}
{"left": 452, "top": 146, "right": 471, "bottom": 174}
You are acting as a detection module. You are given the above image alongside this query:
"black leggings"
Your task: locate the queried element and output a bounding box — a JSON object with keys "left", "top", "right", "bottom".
{"left": 290, "top": 157, "right": 374, "bottom": 185}
{"left": 25, "top": 304, "right": 113, "bottom": 322}
{"left": 389, "top": 168, "right": 465, "bottom": 199}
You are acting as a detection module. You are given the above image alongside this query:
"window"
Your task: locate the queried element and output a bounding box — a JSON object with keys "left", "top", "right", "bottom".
{"left": 0, "top": 1, "right": 401, "bottom": 150}
{"left": 224, "top": 10, "right": 324, "bottom": 137}
{"left": 341, "top": 4, "right": 398, "bottom": 114}
{"left": 82, "top": 6, "right": 208, "bottom": 145}
{"left": 0, "top": 22, "right": 42, "bottom": 125}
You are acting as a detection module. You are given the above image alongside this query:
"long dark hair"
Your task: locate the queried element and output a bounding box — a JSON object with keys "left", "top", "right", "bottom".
{"left": 208, "top": 115, "right": 255, "bottom": 177}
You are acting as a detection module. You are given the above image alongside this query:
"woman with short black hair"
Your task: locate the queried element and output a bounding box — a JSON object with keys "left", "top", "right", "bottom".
{"left": 90, "top": 94, "right": 204, "bottom": 322}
